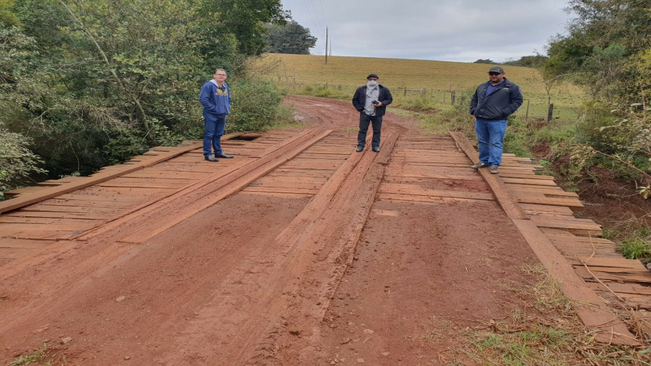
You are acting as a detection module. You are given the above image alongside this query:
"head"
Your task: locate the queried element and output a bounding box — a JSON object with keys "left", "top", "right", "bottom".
{"left": 366, "top": 73, "right": 379, "bottom": 87}
{"left": 488, "top": 66, "right": 504, "bottom": 85}
{"left": 213, "top": 68, "right": 227, "bottom": 84}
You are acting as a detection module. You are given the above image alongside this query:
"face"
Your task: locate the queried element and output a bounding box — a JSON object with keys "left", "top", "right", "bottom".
{"left": 488, "top": 71, "right": 504, "bottom": 84}
{"left": 214, "top": 70, "right": 227, "bottom": 83}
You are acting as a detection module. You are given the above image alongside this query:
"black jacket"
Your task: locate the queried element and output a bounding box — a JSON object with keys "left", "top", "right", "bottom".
{"left": 352, "top": 85, "right": 393, "bottom": 117}
{"left": 470, "top": 78, "right": 523, "bottom": 120}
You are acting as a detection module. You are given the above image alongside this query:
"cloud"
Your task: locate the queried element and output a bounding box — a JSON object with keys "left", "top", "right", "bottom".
{"left": 280, "top": 0, "right": 570, "bottom": 62}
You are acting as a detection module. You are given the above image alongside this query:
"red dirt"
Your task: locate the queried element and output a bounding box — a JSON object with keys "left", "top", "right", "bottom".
{"left": 0, "top": 96, "right": 541, "bottom": 365}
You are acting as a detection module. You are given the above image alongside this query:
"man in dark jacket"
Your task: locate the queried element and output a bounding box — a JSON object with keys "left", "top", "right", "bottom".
{"left": 352, "top": 73, "right": 393, "bottom": 152}
{"left": 469, "top": 66, "right": 523, "bottom": 174}
{"left": 199, "top": 68, "right": 233, "bottom": 162}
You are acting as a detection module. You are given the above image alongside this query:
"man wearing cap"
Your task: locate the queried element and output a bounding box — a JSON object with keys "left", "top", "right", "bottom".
{"left": 352, "top": 73, "right": 393, "bottom": 152}
{"left": 469, "top": 66, "right": 523, "bottom": 174}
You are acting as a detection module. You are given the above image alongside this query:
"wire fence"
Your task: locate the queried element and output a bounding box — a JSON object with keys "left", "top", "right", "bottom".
{"left": 270, "top": 79, "right": 585, "bottom": 123}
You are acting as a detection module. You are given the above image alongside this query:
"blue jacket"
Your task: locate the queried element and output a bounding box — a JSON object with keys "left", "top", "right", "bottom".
{"left": 352, "top": 85, "right": 393, "bottom": 117}
{"left": 470, "top": 78, "right": 523, "bottom": 120}
{"left": 200, "top": 80, "right": 231, "bottom": 116}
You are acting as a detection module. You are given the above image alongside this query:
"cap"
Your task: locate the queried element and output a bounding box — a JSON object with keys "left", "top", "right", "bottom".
{"left": 489, "top": 66, "right": 504, "bottom": 74}
{"left": 367, "top": 73, "right": 379, "bottom": 79}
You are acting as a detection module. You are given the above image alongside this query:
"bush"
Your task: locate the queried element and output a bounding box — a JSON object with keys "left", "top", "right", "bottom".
{"left": 228, "top": 78, "right": 284, "bottom": 132}
{"left": 0, "top": 128, "right": 46, "bottom": 199}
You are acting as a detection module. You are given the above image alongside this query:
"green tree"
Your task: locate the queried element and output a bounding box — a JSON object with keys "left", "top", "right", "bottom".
{"left": 0, "top": 0, "right": 20, "bottom": 26}
{"left": 201, "top": 0, "right": 288, "bottom": 56}
{"left": 265, "top": 20, "right": 316, "bottom": 54}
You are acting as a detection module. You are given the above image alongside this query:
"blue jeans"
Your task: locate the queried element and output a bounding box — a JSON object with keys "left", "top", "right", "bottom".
{"left": 475, "top": 118, "right": 507, "bottom": 166}
{"left": 357, "top": 113, "right": 383, "bottom": 148}
{"left": 203, "top": 113, "right": 226, "bottom": 156}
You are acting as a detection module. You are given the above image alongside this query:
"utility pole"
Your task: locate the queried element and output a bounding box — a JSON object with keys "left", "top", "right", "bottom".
{"left": 325, "top": 26, "right": 328, "bottom": 65}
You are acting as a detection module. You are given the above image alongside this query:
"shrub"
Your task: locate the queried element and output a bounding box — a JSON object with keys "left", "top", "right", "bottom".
{"left": 228, "top": 78, "right": 284, "bottom": 132}
{"left": 0, "top": 128, "right": 46, "bottom": 199}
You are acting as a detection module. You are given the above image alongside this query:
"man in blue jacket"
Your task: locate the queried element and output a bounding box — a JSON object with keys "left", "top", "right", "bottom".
{"left": 469, "top": 66, "right": 523, "bottom": 174}
{"left": 199, "top": 68, "right": 233, "bottom": 162}
{"left": 352, "top": 73, "right": 393, "bottom": 152}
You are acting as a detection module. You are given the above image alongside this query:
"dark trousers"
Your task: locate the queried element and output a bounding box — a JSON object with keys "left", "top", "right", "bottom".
{"left": 203, "top": 113, "right": 227, "bottom": 156}
{"left": 357, "top": 113, "right": 383, "bottom": 148}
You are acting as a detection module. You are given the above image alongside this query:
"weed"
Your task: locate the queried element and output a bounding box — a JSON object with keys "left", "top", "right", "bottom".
{"left": 12, "top": 343, "right": 52, "bottom": 366}
{"left": 460, "top": 265, "right": 650, "bottom": 365}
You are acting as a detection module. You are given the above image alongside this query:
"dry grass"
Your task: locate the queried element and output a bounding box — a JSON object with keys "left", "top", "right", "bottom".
{"left": 249, "top": 53, "right": 587, "bottom": 121}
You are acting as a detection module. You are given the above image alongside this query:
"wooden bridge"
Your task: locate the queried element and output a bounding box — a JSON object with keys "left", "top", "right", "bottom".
{"left": 0, "top": 128, "right": 649, "bottom": 353}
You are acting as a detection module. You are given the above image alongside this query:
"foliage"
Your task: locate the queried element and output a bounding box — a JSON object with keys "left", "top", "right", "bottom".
{"left": 202, "top": 0, "right": 288, "bottom": 57}
{"left": 0, "top": 0, "right": 20, "bottom": 27}
{"left": 620, "top": 227, "right": 651, "bottom": 260}
{"left": 545, "top": 0, "right": 650, "bottom": 103}
{"left": 473, "top": 59, "right": 496, "bottom": 64}
{"left": 227, "top": 78, "right": 284, "bottom": 132}
{"left": 264, "top": 20, "right": 316, "bottom": 55}
{"left": 0, "top": 0, "right": 289, "bottom": 184}
{"left": 462, "top": 265, "right": 651, "bottom": 366}
{"left": 504, "top": 55, "right": 549, "bottom": 68}
{"left": 0, "top": 127, "right": 46, "bottom": 199}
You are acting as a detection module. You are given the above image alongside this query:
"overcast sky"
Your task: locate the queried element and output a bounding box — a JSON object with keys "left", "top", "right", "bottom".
{"left": 279, "top": 0, "right": 572, "bottom": 63}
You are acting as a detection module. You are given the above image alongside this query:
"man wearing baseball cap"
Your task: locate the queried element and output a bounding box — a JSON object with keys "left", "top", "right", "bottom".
{"left": 469, "top": 65, "right": 523, "bottom": 174}
{"left": 352, "top": 73, "right": 393, "bottom": 152}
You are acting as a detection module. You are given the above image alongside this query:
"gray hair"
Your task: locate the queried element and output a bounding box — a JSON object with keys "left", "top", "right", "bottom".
{"left": 215, "top": 68, "right": 227, "bottom": 75}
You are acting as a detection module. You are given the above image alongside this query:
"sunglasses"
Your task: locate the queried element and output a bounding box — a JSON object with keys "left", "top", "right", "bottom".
{"left": 488, "top": 72, "right": 501, "bottom": 76}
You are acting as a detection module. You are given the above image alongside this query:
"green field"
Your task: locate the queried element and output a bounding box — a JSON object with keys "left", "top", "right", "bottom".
{"left": 251, "top": 53, "right": 587, "bottom": 121}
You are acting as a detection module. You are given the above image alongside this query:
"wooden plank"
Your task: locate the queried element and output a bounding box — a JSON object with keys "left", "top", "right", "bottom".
{"left": 519, "top": 204, "right": 574, "bottom": 217}
{"left": 449, "top": 131, "right": 528, "bottom": 220}
{"left": 502, "top": 177, "right": 558, "bottom": 186}
{"left": 574, "top": 267, "right": 651, "bottom": 284}
{"left": 507, "top": 184, "right": 579, "bottom": 197}
{"left": 377, "top": 193, "right": 490, "bottom": 204}
{"left": 0, "top": 238, "right": 54, "bottom": 249}
{"left": 515, "top": 194, "right": 584, "bottom": 210}
{"left": 379, "top": 184, "right": 493, "bottom": 201}
{"left": 512, "top": 219, "right": 638, "bottom": 345}
{"left": 530, "top": 216, "right": 602, "bottom": 236}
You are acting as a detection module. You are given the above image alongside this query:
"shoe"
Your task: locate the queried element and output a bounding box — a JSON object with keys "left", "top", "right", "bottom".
{"left": 489, "top": 165, "right": 499, "bottom": 174}
{"left": 215, "top": 153, "right": 233, "bottom": 159}
{"left": 471, "top": 162, "right": 489, "bottom": 169}
{"left": 204, "top": 155, "right": 219, "bottom": 162}
{"left": 372, "top": 147, "right": 380, "bottom": 153}
{"left": 355, "top": 146, "right": 364, "bottom": 152}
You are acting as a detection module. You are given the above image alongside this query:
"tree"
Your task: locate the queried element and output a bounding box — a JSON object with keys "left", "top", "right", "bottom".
{"left": 473, "top": 59, "right": 496, "bottom": 64}
{"left": 503, "top": 55, "right": 548, "bottom": 68}
{"left": 545, "top": 0, "right": 650, "bottom": 102}
{"left": 200, "top": 0, "right": 288, "bottom": 56}
{"left": 265, "top": 20, "right": 316, "bottom": 55}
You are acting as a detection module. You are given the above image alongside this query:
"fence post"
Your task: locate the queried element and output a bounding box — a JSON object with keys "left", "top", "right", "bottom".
{"left": 546, "top": 103, "right": 554, "bottom": 123}
{"left": 404, "top": 87, "right": 407, "bottom": 97}
{"left": 451, "top": 91, "right": 456, "bottom": 105}
{"left": 524, "top": 99, "right": 530, "bottom": 123}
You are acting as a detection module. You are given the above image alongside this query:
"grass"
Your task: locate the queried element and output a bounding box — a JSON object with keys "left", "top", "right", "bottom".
{"left": 458, "top": 265, "right": 651, "bottom": 366}
{"left": 250, "top": 53, "right": 587, "bottom": 122}
{"left": 11, "top": 343, "right": 64, "bottom": 366}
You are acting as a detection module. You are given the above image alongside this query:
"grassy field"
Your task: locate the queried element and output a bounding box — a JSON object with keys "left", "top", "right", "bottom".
{"left": 249, "top": 53, "right": 587, "bottom": 121}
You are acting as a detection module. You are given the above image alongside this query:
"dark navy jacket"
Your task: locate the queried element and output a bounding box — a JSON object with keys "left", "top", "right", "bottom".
{"left": 199, "top": 80, "right": 231, "bottom": 116}
{"left": 470, "top": 78, "right": 523, "bottom": 120}
{"left": 352, "top": 85, "right": 393, "bottom": 117}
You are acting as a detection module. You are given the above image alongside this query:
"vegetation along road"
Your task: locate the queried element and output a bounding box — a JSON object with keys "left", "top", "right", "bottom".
{"left": 1, "top": 96, "right": 649, "bottom": 365}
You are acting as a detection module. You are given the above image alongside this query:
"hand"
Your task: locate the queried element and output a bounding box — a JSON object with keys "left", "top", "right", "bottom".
{"left": 374, "top": 101, "right": 382, "bottom": 107}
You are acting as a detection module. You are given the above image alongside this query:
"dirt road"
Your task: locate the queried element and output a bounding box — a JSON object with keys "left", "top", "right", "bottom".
{"left": 0, "top": 96, "right": 541, "bottom": 365}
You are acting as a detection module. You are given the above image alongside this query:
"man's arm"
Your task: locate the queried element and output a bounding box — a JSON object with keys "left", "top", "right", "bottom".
{"left": 469, "top": 88, "right": 479, "bottom": 115}
{"left": 199, "top": 83, "right": 217, "bottom": 113}
{"left": 503, "top": 85, "right": 523, "bottom": 116}
{"left": 380, "top": 87, "right": 393, "bottom": 106}
{"left": 352, "top": 87, "right": 364, "bottom": 111}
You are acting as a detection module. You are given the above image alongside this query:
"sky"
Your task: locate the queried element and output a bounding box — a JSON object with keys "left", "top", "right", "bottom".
{"left": 279, "top": 0, "right": 573, "bottom": 63}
